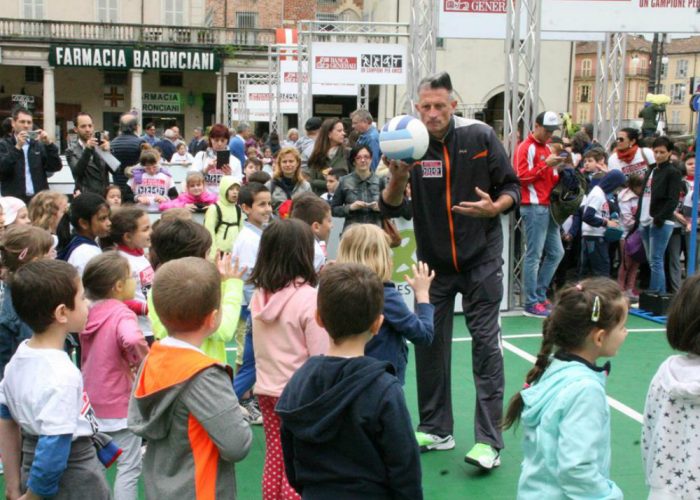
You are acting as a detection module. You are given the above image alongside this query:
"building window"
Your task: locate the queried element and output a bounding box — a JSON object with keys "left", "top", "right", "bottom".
{"left": 164, "top": 0, "right": 184, "bottom": 26}
{"left": 658, "top": 84, "right": 664, "bottom": 95}
{"left": 103, "top": 70, "right": 128, "bottom": 85}
{"left": 671, "top": 83, "right": 686, "bottom": 104}
{"left": 96, "top": 0, "right": 117, "bottom": 22}
{"left": 316, "top": 12, "right": 338, "bottom": 32}
{"left": 22, "top": 0, "right": 44, "bottom": 19}
{"left": 577, "top": 84, "right": 591, "bottom": 103}
{"left": 671, "top": 110, "right": 681, "bottom": 124}
{"left": 581, "top": 59, "right": 592, "bottom": 77}
{"left": 236, "top": 11, "right": 257, "bottom": 28}
{"left": 160, "top": 71, "right": 183, "bottom": 87}
{"left": 660, "top": 61, "right": 668, "bottom": 78}
{"left": 25, "top": 66, "right": 42, "bottom": 83}
{"left": 639, "top": 85, "right": 645, "bottom": 101}
{"left": 577, "top": 107, "right": 589, "bottom": 124}
{"left": 676, "top": 59, "right": 689, "bottom": 78}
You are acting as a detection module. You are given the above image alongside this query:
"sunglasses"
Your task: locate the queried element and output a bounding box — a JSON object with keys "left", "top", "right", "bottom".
{"left": 616, "top": 137, "right": 626, "bottom": 142}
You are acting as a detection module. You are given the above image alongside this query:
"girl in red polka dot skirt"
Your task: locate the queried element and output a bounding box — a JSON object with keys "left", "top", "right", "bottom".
{"left": 248, "top": 219, "right": 330, "bottom": 500}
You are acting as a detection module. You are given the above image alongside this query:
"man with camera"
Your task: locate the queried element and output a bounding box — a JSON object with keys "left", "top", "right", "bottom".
{"left": 65, "top": 112, "right": 112, "bottom": 196}
{"left": 0, "top": 106, "right": 62, "bottom": 202}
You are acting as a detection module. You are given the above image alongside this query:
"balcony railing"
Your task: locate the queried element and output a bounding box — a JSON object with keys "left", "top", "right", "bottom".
{"left": 0, "top": 18, "right": 275, "bottom": 48}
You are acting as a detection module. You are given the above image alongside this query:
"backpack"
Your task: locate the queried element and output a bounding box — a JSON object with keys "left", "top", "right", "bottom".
{"left": 214, "top": 203, "right": 242, "bottom": 241}
{"left": 550, "top": 168, "right": 587, "bottom": 225}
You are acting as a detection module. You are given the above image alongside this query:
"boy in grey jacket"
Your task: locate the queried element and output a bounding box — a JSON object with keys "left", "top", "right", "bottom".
{"left": 128, "top": 257, "right": 252, "bottom": 499}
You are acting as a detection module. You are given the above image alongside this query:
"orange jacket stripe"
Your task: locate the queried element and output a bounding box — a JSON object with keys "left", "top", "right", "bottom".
{"left": 443, "top": 144, "right": 460, "bottom": 272}
{"left": 189, "top": 414, "right": 220, "bottom": 500}
{"left": 472, "top": 149, "right": 488, "bottom": 160}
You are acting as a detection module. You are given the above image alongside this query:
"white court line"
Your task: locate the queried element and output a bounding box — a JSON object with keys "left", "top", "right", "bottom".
{"left": 502, "top": 340, "right": 644, "bottom": 424}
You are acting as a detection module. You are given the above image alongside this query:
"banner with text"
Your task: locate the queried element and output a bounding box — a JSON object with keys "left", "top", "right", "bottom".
{"left": 245, "top": 85, "right": 298, "bottom": 113}
{"left": 540, "top": 0, "right": 699, "bottom": 33}
{"left": 310, "top": 42, "right": 407, "bottom": 85}
{"left": 142, "top": 92, "right": 181, "bottom": 114}
{"left": 49, "top": 45, "right": 220, "bottom": 71}
{"left": 279, "top": 60, "right": 358, "bottom": 96}
{"left": 438, "top": 0, "right": 604, "bottom": 40}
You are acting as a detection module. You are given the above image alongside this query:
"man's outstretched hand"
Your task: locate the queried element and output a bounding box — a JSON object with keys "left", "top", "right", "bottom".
{"left": 453, "top": 187, "right": 499, "bottom": 218}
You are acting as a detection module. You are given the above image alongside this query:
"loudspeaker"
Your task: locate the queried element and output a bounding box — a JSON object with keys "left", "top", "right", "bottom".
{"left": 639, "top": 292, "right": 672, "bottom": 316}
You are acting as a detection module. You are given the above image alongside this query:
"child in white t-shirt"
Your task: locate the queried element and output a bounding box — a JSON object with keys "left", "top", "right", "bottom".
{"left": 0, "top": 260, "right": 112, "bottom": 499}
{"left": 129, "top": 148, "right": 175, "bottom": 212}
{"left": 169, "top": 142, "right": 194, "bottom": 166}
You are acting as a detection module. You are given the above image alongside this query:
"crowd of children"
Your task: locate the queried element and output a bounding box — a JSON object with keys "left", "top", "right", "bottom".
{"left": 0, "top": 119, "right": 697, "bottom": 500}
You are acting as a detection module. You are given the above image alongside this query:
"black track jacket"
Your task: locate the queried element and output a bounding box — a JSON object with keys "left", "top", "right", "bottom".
{"left": 382, "top": 116, "right": 520, "bottom": 275}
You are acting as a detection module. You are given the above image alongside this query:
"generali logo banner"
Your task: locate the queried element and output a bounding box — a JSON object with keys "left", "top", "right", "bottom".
{"left": 310, "top": 42, "right": 407, "bottom": 85}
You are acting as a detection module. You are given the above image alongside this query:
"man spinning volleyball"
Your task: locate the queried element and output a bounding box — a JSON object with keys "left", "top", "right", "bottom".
{"left": 381, "top": 71, "right": 520, "bottom": 470}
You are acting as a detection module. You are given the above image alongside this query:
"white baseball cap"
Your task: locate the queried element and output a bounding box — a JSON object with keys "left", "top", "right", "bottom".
{"left": 536, "top": 111, "right": 560, "bottom": 132}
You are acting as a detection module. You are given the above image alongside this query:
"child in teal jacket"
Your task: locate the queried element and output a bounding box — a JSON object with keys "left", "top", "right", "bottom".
{"left": 503, "top": 278, "right": 628, "bottom": 499}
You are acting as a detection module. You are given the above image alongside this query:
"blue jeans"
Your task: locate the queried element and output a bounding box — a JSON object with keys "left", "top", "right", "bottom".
{"left": 580, "top": 236, "right": 609, "bottom": 278}
{"left": 641, "top": 223, "right": 674, "bottom": 293}
{"left": 521, "top": 205, "right": 565, "bottom": 307}
{"left": 233, "top": 315, "right": 256, "bottom": 399}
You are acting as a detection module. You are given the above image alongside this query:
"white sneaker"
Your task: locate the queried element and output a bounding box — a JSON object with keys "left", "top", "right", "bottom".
{"left": 415, "top": 432, "right": 456, "bottom": 452}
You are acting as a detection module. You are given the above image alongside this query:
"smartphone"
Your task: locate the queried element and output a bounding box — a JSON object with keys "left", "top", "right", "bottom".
{"left": 558, "top": 151, "right": 569, "bottom": 158}
{"left": 216, "top": 150, "right": 230, "bottom": 168}
{"left": 26, "top": 130, "right": 39, "bottom": 141}
{"left": 94, "top": 131, "right": 102, "bottom": 143}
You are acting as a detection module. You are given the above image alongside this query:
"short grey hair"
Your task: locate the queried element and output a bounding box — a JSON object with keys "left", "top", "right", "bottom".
{"left": 417, "top": 72, "right": 456, "bottom": 101}
{"left": 163, "top": 129, "right": 176, "bottom": 140}
{"left": 236, "top": 122, "right": 251, "bottom": 134}
{"left": 119, "top": 113, "right": 138, "bottom": 134}
{"left": 286, "top": 128, "right": 299, "bottom": 139}
{"left": 350, "top": 109, "right": 373, "bottom": 123}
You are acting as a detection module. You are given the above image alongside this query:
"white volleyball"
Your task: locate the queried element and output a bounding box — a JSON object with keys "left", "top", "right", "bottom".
{"left": 379, "top": 115, "right": 429, "bottom": 162}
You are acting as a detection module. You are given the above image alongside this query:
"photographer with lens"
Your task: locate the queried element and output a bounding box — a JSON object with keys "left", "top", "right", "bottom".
{"left": 0, "top": 106, "right": 62, "bottom": 202}
{"left": 65, "top": 112, "right": 112, "bottom": 196}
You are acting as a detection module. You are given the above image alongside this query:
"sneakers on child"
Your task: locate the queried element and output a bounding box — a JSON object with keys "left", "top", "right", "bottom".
{"left": 241, "top": 397, "right": 263, "bottom": 425}
{"left": 523, "top": 303, "right": 549, "bottom": 318}
{"left": 415, "top": 432, "right": 455, "bottom": 452}
{"left": 543, "top": 299, "right": 553, "bottom": 312}
{"left": 464, "top": 443, "right": 501, "bottom": 470}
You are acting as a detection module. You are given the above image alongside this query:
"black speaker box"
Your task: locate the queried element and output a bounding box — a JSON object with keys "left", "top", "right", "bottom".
{"left": 639, "top": 292, "right": 672, "bottom": 316}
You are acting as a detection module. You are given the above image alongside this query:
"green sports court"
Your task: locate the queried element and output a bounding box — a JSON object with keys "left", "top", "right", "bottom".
{"left": 0, "top": 313, "right": 666, "bottom": 498}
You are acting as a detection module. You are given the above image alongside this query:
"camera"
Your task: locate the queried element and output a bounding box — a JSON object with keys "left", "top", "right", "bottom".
{"left": 26, "top": 130, "right": 39, "bottom": 141}
{"left": 94, "top": 131, "right": 102, "bottom": 143}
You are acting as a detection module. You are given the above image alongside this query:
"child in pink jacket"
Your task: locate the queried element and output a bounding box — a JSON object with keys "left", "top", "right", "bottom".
{"left": 249, "top": 219, "right": 329, "bottom": 500}
{"left": 80, "top": 251, "right": 149, "bottom": 500}
{"left": 159, "top": 171, "right": 217, "bottom": 212}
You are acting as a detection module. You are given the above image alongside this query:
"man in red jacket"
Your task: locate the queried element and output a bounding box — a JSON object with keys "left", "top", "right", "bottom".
{"left": 515, "top": 111, "right": 566, "bottom": 318}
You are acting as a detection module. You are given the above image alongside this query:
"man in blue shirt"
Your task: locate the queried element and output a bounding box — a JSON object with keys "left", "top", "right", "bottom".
{"left": 229, "top": 122, "right": 251, "bottom": 167}
{"left": 351, "top": 109, "right": 381, "bottom": 171}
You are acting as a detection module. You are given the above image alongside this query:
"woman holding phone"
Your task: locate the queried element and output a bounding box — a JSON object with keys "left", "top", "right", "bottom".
{"left": 190, "top": 123, "right": 242, "bottom": 195}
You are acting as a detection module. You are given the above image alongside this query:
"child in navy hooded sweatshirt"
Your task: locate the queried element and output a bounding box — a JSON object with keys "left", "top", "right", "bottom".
{"left": 276, "top": 263, "right": 423, "bottom": 499}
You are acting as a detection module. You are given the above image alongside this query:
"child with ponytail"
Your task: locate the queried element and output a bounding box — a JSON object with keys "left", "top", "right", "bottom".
{"left": 504, "top": 277, "right": 628, "bottom": 499}
{"left": 57, "top": 193, "right": 111, "bottom": 276}
{"left": 0, "top": 226, "right": 54, "bottom": 378}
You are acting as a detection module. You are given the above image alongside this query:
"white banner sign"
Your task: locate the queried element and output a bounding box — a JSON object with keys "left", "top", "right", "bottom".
{"left": 311, "top": 42, "right": 407, "bottom": 85}
{"left": 438, "top": 0, "right": 604, "bottom": 40}
{"left": 230, "top": 102, "right": 274, "bottom": 122}
{"left": 540, "top": 0, "right": 699, "bottom": 33}
{"left": 279, "top": 60, "right": 358, "bottom": 96}
{"left": 245, "top": 85, "right": 298, "bottom": 113}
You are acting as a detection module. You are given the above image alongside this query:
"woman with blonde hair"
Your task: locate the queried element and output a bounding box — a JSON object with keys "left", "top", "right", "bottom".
{"left": 267, "top": 146, "right": 311, "bottom": 216}
{"left": 336, "top": 223, "right": 435, "bottom": 385}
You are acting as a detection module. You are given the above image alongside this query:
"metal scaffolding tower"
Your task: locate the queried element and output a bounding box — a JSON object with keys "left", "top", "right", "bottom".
{"left": 504, "top": 0, "right": 542, "bottom": 308}
{"left": 594, "top": 33, "right": 627, "bottom": 150}
{"left": 407, "top": 0, "right": 438, "bottom": 114}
